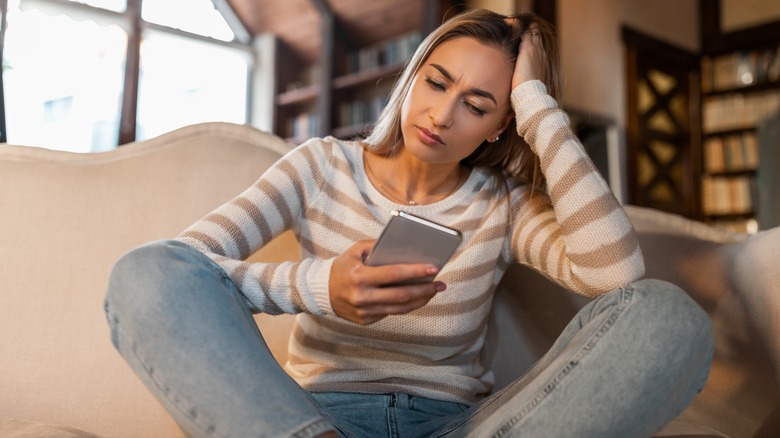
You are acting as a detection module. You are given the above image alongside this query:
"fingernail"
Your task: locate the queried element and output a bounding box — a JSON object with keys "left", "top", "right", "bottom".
{"left": 435, "top": 282, "right": 447, "bottom": 292}
{"left": 426, "top": 266, "right": 439, "bottom": 275}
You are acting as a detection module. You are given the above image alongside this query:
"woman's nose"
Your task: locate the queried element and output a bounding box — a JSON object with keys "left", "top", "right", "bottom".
{"left": 429, "top": 97, "right": 455, "bottom": 128}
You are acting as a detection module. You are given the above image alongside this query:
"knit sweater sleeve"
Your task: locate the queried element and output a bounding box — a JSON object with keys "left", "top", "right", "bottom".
{"left": 175, "top": 139, "right": 334, "bottom": 315}
{"left": 509, "top": 80, "right": 645, "bottom": 297}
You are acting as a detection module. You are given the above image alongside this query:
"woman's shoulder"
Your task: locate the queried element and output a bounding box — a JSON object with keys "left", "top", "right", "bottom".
{"left": 292, "top": 136, "right": 365, "bottom": 163}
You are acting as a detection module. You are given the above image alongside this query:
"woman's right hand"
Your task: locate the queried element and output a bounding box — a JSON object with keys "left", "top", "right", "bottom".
{"left": 329, "top": 240, "right": 446, "bottom": 325}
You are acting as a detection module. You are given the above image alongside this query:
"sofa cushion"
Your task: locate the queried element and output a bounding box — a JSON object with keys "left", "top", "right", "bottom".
{"left": 0, "top": 123, "right": 294, "bottom": 437}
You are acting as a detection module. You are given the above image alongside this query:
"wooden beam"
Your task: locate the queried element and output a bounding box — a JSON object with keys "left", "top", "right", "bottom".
{"left": 700, "top": 0, "right": 780, "bottom": 55}
{"left": 531, "top": 0, "right": 556, "bottom": 29}
{"left": 0, "top": 0, "right": 8, "bottom": 143}
{"left": 310, "top": 0, "right": 333, "bottom": 137}
{"left": 118, "top": 0, "right": 141, "bottom": 145}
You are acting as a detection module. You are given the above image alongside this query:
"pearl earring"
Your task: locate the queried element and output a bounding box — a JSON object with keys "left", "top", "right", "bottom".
{"left": 489, "top": 135, "right": 500, "bottom": 143}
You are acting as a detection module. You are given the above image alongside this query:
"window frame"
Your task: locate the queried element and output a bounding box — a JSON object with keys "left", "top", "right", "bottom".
{"left": 0, "top": 0, "right": 253, "bottom": 146}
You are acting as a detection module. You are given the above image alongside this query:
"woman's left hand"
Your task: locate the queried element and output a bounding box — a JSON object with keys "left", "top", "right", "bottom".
{"left": 511, "top": 23, "right": 547, "bottom": 90}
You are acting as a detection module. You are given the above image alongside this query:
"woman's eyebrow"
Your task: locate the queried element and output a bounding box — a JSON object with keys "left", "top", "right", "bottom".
{"left": 430, "top": 63, "right": 498, "bottom": 105}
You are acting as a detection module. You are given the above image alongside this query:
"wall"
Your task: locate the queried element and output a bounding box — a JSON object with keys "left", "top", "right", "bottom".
{"left": 558, "top": 0, "right": 699, "bottom": 126}
{"left": 555, "top": 0, "right": 698, "bottom": 201}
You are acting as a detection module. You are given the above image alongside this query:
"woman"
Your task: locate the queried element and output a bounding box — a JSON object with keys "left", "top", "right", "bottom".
{"left": 105, "top": 9, "right": 713, "bottom": 438}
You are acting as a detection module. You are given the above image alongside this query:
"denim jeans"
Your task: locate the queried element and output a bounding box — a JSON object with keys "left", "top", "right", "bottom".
{"left": 104, "top": 240, "right": 713, "bottom": 438}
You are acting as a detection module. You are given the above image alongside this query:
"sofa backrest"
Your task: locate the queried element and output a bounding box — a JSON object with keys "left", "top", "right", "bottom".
{"left": 0, "top": 122, "right": 296, "bottom": 437}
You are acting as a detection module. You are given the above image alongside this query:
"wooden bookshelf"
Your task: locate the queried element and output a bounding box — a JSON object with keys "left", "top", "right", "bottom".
{"left": 699, "top": 37, "right": 780, "bottom": 233}
{"left": 625, "top": 1, "right": 780, "bottom": 234}
{"left": 271, "top": 0, "right": 465, "bottom": 143}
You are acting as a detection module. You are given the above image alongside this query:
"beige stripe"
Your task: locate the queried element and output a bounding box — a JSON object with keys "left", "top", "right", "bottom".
{"left": 290, "top": 326, "right": 482, "bottom": 368}
{"left": 255, "top": 179, "right": 294, "bottom": 228}
{"left": 512, "top": 198, "right": 553, "bottom": 262}
{"left": 558, "top": 192, "right": 619, "bottom": 235}
{"left": 204, "top": 213, "right": 251, "bottom": 259}
{"left": 298, "top": 234, "right": 339, "bottom": 258}
{"left": 539, "top": 127, "right": 579, "bottom": 175}
{"left": 305, "top": 207, "right": 374, "bottom": 242}
{"left": 228, "top": 258, "right": 251, "bottom": 290}
{"left": 568, "top": 232, "right": 640, "bottom": 269}
{"left": 517, "top": 107, "right": 559, "bottom": 147}
{"left": 233, "top": 197, "right": 274, "bottom": 244}
{"left": 332, "top": 150, "right": 356, "bottom": 179}
{"left": 539, "top": 125, "right": 577, "bottom": 172}
{"left": 521, "top": 216, "right": 557, "bottom": 265}
{"left": 321, "top": 179, "right": 383, "bottom": 225}
{"left": 567, "top": 270, "right": 602, "bottom": 298}
{"left": 277, "top": 159, "right": 306, "bottom": 205}
{"left": 299, "top": 144, "right": 327, "bottom": 184}
{"left": 209, "top": 255, "right": 286, "bottom": 314}
{"left": 255, "top": 263, "right": 287, "bottom": 314}
{"left": 178, "top": 231, "right": 225, "bottom": 255}
{"left": 422, "top": 289, "right": 494, "bottom": 318}
{"left": 447, "top": 222, "right": 504, "bottom": 263}
{"left": 288, "top": 263, "right": 306, "bottom": 312}
{"left": 555, "top": 248, "right": 567, "bottom": 282}
{"left": 533, "top": 219, "right": 562, "bottom": 272}
{"left": 309, "top": 313, "right": 489, "bottom": 347}
{"left": 547, "top": 156, "right": 597, "bottom": 203}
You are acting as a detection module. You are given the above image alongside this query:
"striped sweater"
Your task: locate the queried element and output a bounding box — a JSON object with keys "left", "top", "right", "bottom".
{"left": 176, "top": 80, "right": 645, "bottom": 404}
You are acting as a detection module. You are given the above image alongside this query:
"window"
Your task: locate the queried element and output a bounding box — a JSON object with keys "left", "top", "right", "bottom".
{"left": 2, "top": 0, "right": 251, "bottom": 152}
{"left": 4, "top": 3, "right": 126, "bottom": 152}
{"left": 136, "top": 29, "right": 249, "bottom": 141}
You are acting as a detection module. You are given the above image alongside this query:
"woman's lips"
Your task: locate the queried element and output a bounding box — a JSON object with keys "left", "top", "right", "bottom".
{"left": 416, "top": 126, "right": 444, "bottom": 146}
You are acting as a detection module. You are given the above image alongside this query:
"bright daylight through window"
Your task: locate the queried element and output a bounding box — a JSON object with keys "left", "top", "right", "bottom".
{"left": 3, "top": 0, "right": 250, "bottom": 152}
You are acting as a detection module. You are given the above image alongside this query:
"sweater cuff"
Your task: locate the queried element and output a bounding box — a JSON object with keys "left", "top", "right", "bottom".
{"left": 305, "top": 257, "right": 336, "bottom": 315}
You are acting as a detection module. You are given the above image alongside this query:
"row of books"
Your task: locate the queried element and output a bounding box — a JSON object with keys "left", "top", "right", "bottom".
{"left": 703, "top": 132, "right": 759, "bottom": 173}
{"left": 702, "top": 46, "right": 780, "bottom": 93}
{"left": 345, "top": 31, "right": 422, "bottom": 74}
{"left": 701, "top": 175, "right": 755, "bottom": 216}
{"left": 285, "top": 112, "right": 321, "bottom": 144}
{"left": 338, "top": 95, "right": 388, "bottom": 128}
{"left": 702, "top": 89, "right": 780, "bottom": 132}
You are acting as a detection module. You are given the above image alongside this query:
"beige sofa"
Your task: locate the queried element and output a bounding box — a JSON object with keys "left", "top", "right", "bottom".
{"left": 1, "top": 122, "right": 777, "bottom": 438}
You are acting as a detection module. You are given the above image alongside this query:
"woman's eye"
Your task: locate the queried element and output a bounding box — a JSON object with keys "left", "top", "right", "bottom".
{"left": 425, "top": 78, "right": 445, "bottom": 91}
{"left": 466, "top": 102, "right": 486, "bottom": 117}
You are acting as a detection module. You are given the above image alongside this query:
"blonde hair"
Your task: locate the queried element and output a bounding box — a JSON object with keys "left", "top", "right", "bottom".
{"left": 363, "top": 9, "right": 560, "bottom": 189}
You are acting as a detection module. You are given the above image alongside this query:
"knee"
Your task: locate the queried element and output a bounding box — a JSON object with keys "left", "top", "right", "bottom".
{"left": 627, "top": 278, "right": 714, "bottom": 362}
{"left": 105, "top": 239, "right": 199, "bottom": 315}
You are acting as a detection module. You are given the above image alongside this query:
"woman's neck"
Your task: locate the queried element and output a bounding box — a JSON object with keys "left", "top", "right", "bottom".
{"left": 364, "top": 149, "right": 466, "bottom": 206}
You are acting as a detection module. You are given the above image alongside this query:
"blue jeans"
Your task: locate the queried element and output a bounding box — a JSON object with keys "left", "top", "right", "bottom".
{"left": 104, "top": 240, "right": 713, "bottom": 438}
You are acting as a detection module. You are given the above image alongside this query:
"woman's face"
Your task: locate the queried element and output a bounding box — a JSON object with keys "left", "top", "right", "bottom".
{"left": 400, "top": 36, "right": 513, "bottom": 165}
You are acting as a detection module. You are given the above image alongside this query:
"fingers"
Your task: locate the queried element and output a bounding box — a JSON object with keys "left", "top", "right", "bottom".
{"left": 344, "top": 281, "right": 446, "bottom": 325}
{"left": 362, "top": 262, "right": 440, "bottom": 287}
{"left": 523, "top": 23, "right": 541, "bottom": 47}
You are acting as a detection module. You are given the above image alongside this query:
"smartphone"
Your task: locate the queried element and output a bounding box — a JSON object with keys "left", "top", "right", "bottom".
{"left": 364, "top": 210, "right": 462, "bottom": 285}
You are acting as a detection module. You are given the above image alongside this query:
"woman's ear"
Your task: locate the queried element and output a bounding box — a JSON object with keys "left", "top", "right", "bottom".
{"left": 491, "top": 113, "right": 513, "bottom": 138}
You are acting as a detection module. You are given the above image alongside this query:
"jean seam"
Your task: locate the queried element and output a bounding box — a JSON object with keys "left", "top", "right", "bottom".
{"left": 109, "top": 315, "right": 226, "bottom": 438}
{"left": 489, "top": 286, "right": 634, "bottom": 438}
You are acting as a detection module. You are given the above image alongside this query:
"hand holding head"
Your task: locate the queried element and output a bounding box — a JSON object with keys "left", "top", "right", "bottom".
{"left": 506, "top": 22, "right": 548, "bottom": 91}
